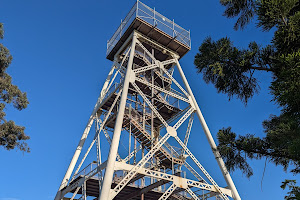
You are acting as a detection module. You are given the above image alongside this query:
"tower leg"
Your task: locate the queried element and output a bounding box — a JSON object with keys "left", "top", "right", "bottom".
{"left": 174, "top": 58, "right": 241, "bottom": 200}
{"left": 54, "top": 60, "right": 116, "bottom": 200}
{"left": 99, "top": 32, "right": 137, "bottom": 200}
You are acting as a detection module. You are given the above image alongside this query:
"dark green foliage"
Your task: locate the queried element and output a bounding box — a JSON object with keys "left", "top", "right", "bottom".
{"left": 270, "top": 51, "right": 300, "bottom": 117}
{"left": 217, "top": 128, "right": 254, "bottom": 178}
{"left": 0, "top": 23, "right": 29, "bottom": 152}
{"left": 281, "top": 180, "right": 300, "bottom": 200}
{"left": 220, "top": 0, "right": 256, "bottom": 30}
{"left": 263, "top": 114, "right": 300, "bottom": 173}
{"left": 280, "top": 180, "right": 300, "bottom": 200}
{"left": 194, "top": 37, "right": 275, "bottom": 104}
{"left": 257, "top": 0, "right": 299, "bottom": 31}
{"left": 194, "top": 0, "right": 300, "bottom": 198}
{"left": 218, "top": 121, "right": 300, "bottom": 176}
{"left": 0, "top": 23, "right": 3, "bottom": 39}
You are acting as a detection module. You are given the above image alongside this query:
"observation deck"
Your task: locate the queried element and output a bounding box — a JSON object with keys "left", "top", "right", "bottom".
{"left": 106, "top": 0, "right": 191, "bottom": 61}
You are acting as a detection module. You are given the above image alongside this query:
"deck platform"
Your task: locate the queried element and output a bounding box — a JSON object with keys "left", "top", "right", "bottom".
{"left": 106, "top": 1, "right": 191, "bottom": 61}
{"left": 69, "top": 175, "right": 188, "bottom": 200}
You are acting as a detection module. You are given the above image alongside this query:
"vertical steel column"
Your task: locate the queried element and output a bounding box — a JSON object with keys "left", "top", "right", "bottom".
{"left": 174, "top": 58, "right": 241, "bottom": 200}
{"left": 99, "top": 32, "right": 138, "bottom": 200}
{"left": 129, "top": 104, "right": 132, "bottom": 164}
{"left": 82, "top": 181, "right": 87, "bottom": 200}
{"left": 55, "top": 64, "right": 116, "bottom": 200}
{"left": 150, "top": 67, "right": 154, "bottom": 185}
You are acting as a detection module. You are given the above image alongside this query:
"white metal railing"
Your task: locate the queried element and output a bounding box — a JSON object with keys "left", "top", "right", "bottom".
{"left": 72, "top": 161, "right": 98, "bottom": 181}
{"left": 99, "top": 82, "right": 122, "bottom": 109}
{"left": 106, "top": 0, "right": 191, "bottom": 56}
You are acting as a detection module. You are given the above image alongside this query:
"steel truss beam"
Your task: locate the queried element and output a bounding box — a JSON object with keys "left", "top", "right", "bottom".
{"left": 136, "top": 39, "right": 156, "bottom": 62}
{"left": 101, "top": 126, "right": 122, "bottom": 162}
{"left": 123, "top": 143, "right": 142, "bottom": 163}
{"left": 173, "top": 107, "right": 194, "bottom": 130}
{"left": 159, "top": 63, "right": 189, "bottom": 97}
{"left": 183, "top": 161, "right": 207, "bottom": 184}
{"left": 72, "top": 89, "right": 123, "bottom": 179}
{"left": 159, "top": 183, "right": 177, "bottom": 200}
{"left": 122, "top": 178, "right": 171, "bottom": 199}
{"left": 174, "top": 136, "right": 229, "bottom": 200}
{"left": 114, "top": 161, "right": 232, "bottom": 197}
{"left": 184, "top": 112, "right": 194, "bottom": 148}
{"left": 111, "top": 132, "right": 171, "bottom": 199}
{"left": 133, "top": 63, "right": 158, "bottom": 73}
{"left": 173, "top": 57, "right": 241, "bottom": 200}
{"left": 161, "top": 58, "right": 176, "bottom": 66}
{"left": 135, "top": 77, "right": 190, "bottom": 103}
{"left": 186, "top": 187, "right": 200, "bottom": 200}
{"left": 131, "top": 82, "right": 168, "bottom": 127}
{"left": 136, "top": 32, "right": 179, "bottom": 58}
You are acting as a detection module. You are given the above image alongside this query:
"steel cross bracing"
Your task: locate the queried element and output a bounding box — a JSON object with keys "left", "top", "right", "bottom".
{"left": 159, "top": 183, "right": 177, "bottom": 200}
{"left": 186, "top": 188, "right": 200, "bottom": 200}
{"left": 55, "top": 29, "right": 241, "bottom": 200}
{"left": 71, "top": 89, "right": 123, "bottom": 181}
{"left": 113, "top": 162, "right": 232, "bottom": 196}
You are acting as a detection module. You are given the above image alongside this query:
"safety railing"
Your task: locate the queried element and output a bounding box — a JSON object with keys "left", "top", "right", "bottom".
{"left": 100, "top": 82, "right": 122, "bottom": 108}
{"left": 107, "top": 0, "right": 191, "bottom": 56}
{"left": 72, "top": 161, "right": 98, "bottom": 181}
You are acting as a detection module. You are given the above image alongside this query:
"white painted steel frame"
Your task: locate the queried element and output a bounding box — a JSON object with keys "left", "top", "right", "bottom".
{"left": 114, "top": 161, "right": 232, "bottom": 196}
{"left": 71, "top": 89, "right": 122, "bottom": 180}
{"left": 54, "top": 61, "right": 117, "bottom": 200}
{"left": 55, "top": 29, "right": 241, "bottom": 200}
{"left": 107, "top": 34, "right": 232, "bottom": 199}
{"left": 174, "top": 58, "right": 241, "bottom": 200}
{"left": 99, "top": 32, "right": 138, "bottom": 200}
{"left": 129, "top": 37, "right": 235, "bottom": 199}
{"left": 158, "top": 183, "right": 177, "bottom": 200}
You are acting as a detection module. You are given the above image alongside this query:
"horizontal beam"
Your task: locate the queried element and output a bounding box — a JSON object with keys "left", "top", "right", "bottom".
{"left": 133, "top": 64, "right": 158, "bottom": 73}
{"left": 135, "top": 77, "right": 190, "bottom": 103}
{"left": 114, "top": 161, "right": 232, "bottom": 197}
{"left": 123, "top": 179, "right": 171, "bottom": 199}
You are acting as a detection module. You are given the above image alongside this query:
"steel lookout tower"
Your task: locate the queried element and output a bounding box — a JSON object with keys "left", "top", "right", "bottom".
{"left": 55, "top": 1, "right": 241, "bottom": 200}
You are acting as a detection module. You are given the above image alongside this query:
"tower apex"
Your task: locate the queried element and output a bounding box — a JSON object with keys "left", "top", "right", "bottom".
{"left": 106, "top": 0, "right": 191, "bottom": 61}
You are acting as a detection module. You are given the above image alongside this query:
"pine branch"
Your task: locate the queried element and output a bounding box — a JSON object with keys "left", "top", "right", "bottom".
{"left": 248, "top": 66, "right": 275, "bottom": 72}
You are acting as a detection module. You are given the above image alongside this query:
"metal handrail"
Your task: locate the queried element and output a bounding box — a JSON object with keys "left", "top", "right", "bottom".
{"left": 72, "top": 162, "right": 98, "bottom": 181}
{"left": 100, "top": 82, "right": 121, "bottom": 106}
{"left": 106, "top": 0, "right": 191, "bottom": 56}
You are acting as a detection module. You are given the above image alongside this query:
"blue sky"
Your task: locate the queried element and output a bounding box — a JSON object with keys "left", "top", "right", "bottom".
{"left": 0, "top": 0, "right": 298, "bottom": 199}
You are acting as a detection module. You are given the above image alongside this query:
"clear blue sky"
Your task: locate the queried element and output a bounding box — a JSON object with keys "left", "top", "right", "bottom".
{"left": 0, "top": 0, "right": 298, "bottom": 199}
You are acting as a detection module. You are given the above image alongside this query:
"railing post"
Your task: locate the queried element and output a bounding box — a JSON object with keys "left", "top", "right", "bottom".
{"left": 189, "top": 30, "right": 191, "bottom": 47}
{"left": 136, "top": 0, "right": 139, "bottom": 17}
{"left": 154, "top": 7, "right": 156, "bottom": 25}
{"left": 173, "top": 19, "right": 175, "bottom": 38}
{"left": 120, "top": 19, "right": 122, "bottom": 38}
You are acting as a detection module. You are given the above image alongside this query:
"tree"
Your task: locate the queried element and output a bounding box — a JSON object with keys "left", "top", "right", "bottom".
{"left": 194, "top": 0, "right": 300, "bottom": 197}
{"left": 0, "top": 23, "right": 30, "bottom": 152}
{"left": 281, "top": 180, "right": 300, "bottom": 200}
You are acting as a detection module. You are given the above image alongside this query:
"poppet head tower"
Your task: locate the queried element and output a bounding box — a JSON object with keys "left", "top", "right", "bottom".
{"left": 54, "top": 1, "right": 241, "bottom": 200}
